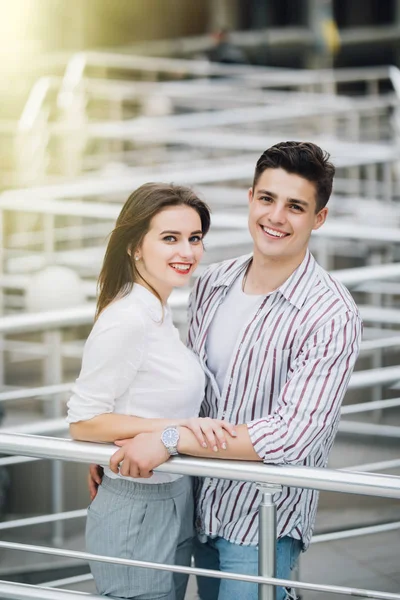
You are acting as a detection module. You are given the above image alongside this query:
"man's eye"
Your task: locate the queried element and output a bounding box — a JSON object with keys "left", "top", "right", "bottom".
{"left": 290, "top": 204, "right": 303, "bottom": 211}
{"left": 260, "top": 196, "right": 273, "bottom": 203}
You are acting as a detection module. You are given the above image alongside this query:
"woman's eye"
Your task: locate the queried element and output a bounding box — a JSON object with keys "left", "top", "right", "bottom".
{"left": 190, "top": 235, "right": 203, "bottom": 244}
{"left": 163, "top": 235, "right": 176, "bottom": 242}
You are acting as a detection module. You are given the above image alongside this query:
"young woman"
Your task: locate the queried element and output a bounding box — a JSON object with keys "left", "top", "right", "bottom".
{"left": 67, "top": 183, "right": 235, "bottom": 600}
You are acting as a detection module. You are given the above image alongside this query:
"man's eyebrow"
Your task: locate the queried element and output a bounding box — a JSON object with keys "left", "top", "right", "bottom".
{"left": 287, "top": 198, "right": 309, "bottom": 207}
{"left": 256, "top": 190, "right": 309, "bottom": 206}
{"left": 257, "top": 189, "right": 278, "bottom": 198}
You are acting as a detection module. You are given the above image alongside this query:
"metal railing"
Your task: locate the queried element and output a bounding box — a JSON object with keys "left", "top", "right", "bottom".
{"left": 0, "top": 580, "right": 103, "bottom": 599}
{"left": 5, "top": 49, "right": 400, "bottom": 185}
{"left": 1, "top": 432, "right": 400, "bottom": 599}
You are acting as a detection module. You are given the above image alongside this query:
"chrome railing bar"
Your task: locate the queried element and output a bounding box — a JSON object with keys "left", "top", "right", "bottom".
{"left": 43, "top": 573, "right": 92, "bottom": 589}
{"left": 312, "top": 520, "right": 400, "bottom": 544}
{"left": 0, "top": 384, "right": 73, "bottom": 402}
{"left": 1, "top": 433, "right": 400, "bottom": 499}
{"left": 360, "top": 336, "right": 400, "bottom": 353}
{"left": 0, "top": 540, "right": 399, "bottom": 599}
{"left": 344, "top": 458, "right": 400, "bottom": 473}
{"left": 3, "top": 506, "right": 400, "bottom": 553}
{"left": 1, "top": 419, "right": 67, "bottom": 435}
{"left": 0, "top": 302, "right": 399, "bottom": 339}
{"left": 0, "top": 456, "right": 39, "bottom": 467}
{"left": 0, "top": 509, "right": 87, "bottom": 531}
{"left": 62, "top": 50, "right": 393, "bottom": 85}
{"left": 1, "top": 384, "right": 399, "bottom": 411}
{"left": 0, "top": 579, "right": 101, "bottom": 599}
{"left": 341, "top": 397, "right": 400, "bottom": 414}
{"left": 339, "top": 421, "right": 400, "bottom": 438}
{"left": 0, "top": 383, "right": 399, "bottom": 412}
{"left": 347, "top": 365, "right": 400, "bottom": 389}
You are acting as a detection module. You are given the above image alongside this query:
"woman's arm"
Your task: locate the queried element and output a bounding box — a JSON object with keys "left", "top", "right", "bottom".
{"left": 70, "top": 414, "right": 238, "bottom": 447}
{"left": 67, "top": 310, "right": 147, "bottom": 439}
{"left": 70, "top": 413, "right": 184, "bottom": 443}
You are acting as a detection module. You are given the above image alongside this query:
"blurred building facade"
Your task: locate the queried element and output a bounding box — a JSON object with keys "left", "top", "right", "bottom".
{"left": 3, "top": 0, "right": 400, "bottom": 68}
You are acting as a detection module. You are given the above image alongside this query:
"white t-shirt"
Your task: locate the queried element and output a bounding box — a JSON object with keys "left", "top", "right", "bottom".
{"left": 206, "top": 272, "right": 263, "bottom": 396}
{"left": 67, "top": 283, "right": 205, "bottom": 483}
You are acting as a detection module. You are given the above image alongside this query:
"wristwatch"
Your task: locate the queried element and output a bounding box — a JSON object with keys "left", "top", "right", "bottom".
{"left": 161, "top": 426, "right": 180, "bottom": 456}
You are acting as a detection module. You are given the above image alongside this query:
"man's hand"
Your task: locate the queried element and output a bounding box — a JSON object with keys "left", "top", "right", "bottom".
{"left": 88, "top": 464, "right": 103, "bottom": 501}
{"left": 110, "top": 432, "right": 169, "bottom": 478}
{"left": 179, "top": 417, "right": 237, "bottom": 451}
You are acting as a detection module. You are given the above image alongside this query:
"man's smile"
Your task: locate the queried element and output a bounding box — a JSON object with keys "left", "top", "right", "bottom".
{"left": 260, "top": 224, "right": 290, "bottom": 239}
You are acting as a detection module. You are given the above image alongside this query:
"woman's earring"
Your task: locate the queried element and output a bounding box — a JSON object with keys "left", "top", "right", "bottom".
{"left": 135, "top": 256, "right": 140, "bottom": 261}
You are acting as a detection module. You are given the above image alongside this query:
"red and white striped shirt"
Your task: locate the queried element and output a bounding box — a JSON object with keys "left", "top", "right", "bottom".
{"left": 188, "top": 250, "right": 362, "bottom": 548}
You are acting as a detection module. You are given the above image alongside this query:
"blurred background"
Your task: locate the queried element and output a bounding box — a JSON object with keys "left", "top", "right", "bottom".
{"left": 0, "top": 1, "right": 400, "bottom": 598}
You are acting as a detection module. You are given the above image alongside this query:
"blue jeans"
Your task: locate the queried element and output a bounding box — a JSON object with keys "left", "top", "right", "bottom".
{"left": 194, "top": 535, "right": 302, "bottom": 600}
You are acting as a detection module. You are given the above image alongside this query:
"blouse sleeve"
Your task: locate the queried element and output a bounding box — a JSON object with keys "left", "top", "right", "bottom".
{"left": 66, "top": 308, "right": 146, "bottom": 423}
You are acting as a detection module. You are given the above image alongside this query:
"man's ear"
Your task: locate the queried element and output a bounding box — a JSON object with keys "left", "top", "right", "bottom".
{"left": 248, "top": 187, "right": 254, "bottom": 204}
{"left": 313, "top": 207, "right": 328, "bottom": 230}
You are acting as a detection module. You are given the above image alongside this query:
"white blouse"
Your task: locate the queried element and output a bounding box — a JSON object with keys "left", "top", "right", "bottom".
{"left": 67, "top": 283, "right": 205, "bottom": 483}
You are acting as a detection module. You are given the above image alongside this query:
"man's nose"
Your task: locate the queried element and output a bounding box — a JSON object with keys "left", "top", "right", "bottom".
{"left": 268, "top": 202, "right": 286, "bottom": 224}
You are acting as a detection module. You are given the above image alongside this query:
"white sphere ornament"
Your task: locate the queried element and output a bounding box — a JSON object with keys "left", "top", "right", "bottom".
{"left": 26, "top": 266, "right": 86, "bottom": 312}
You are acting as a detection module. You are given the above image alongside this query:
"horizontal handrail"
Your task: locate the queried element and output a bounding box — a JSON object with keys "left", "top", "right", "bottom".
{"left": 1, "top": 298, "right": 400, "bottom": 335}
{"left": 346, "top": 458, "right": 400, "bottom": 473}
{"left": 0, "top": 433, "right": 400, "bottom": 499}
{"left": 0, "top": 579, "right": 101, "bottom": 599}
{"left": 62, "top": 51, "right": 394, "bottom": 87}
{"left": 339, "top": 421, "right": 400, "bottom": 439}
{"left": 312, "top": 520, "right": 400, "bottom": 544}
{"left": 44, "top": 573, "right": 92, "bottom": 589}
{"left": 0, "top": 509, "right": 86, "bottom": 531}
{"left": 341, "top": 397, "right": 400, "bottom": 415}
{"left": 1, "top": 540, "right": 399, "bottom": 599}
{"left": 0, "top": 383, "right": 73, "bottom": 402}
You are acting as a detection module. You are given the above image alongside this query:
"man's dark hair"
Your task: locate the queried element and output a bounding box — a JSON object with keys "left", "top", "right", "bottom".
{"left": 253, "top": 141, "right": 335, "bottom": 212}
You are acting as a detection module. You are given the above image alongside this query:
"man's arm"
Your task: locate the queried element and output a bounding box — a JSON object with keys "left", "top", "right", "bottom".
{"left": 176, "top": 311, "right": 361, "bottom": 464}
{"left": 247, "top": 311, "right": 362, "bottom": 465}
{"left": 178, "top": 423, "right": 261, "bottom": 460}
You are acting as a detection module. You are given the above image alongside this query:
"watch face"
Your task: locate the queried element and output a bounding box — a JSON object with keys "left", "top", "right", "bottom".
{"left": 162, "top": 427, "right": 179, "bottom": 446}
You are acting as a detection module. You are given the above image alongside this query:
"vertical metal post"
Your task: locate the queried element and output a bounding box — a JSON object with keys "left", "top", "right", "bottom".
{"left": 43, "top": 213, "right": 55, "bottom": 266}
{"left": 383, "top": 161, "right": 393, "bottom": 203}
{"left": 43, "top": 329, "right": 64, "bottom": 546}
{"left": 368, "top": 251, "right": 383, "bottom": 421}
{"left": 258, "top": 483, "right": 282, "bottom": 600}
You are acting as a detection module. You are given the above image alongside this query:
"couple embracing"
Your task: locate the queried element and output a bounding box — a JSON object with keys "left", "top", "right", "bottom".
{"left": 67, "top": 141, "right": 362, "bottom": 600}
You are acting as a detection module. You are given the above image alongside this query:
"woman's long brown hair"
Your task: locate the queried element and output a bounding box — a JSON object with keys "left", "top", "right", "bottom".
{"left": 95, "top": 182, "right": 211, "bottom": 320}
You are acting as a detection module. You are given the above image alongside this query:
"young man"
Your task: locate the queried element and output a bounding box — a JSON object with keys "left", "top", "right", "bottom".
{"left": 102, "top": 142, "right": 362, "bottom": 600}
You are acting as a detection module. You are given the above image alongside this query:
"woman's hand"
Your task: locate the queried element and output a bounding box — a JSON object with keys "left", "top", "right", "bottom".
{"left": 178, "top": 417, "right": 237, "bottom": 451}
{"left": 88, "top": 463, "right": 104, "bottom": 501}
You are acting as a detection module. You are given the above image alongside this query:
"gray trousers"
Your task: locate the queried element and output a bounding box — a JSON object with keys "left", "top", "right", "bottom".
{"left": 86, "top": 475, "right": 194, "bottom": 600}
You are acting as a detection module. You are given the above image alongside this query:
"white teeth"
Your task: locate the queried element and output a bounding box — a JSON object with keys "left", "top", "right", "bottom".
{"left": 262, "top": 226, "right": 286, "bottom": 238}
{"left": 170, "top": 264, "right": 191, "bottom": 271}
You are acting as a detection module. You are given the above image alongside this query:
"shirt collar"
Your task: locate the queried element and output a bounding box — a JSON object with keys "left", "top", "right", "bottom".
{"left": 211, "top": 253, "right": 253, "bottom": 288}
{"left": 212, "top": 250, "right": 318, "bottom": 311}
{"left": 278, "top": 250, "right": 319, "bottom": 310}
